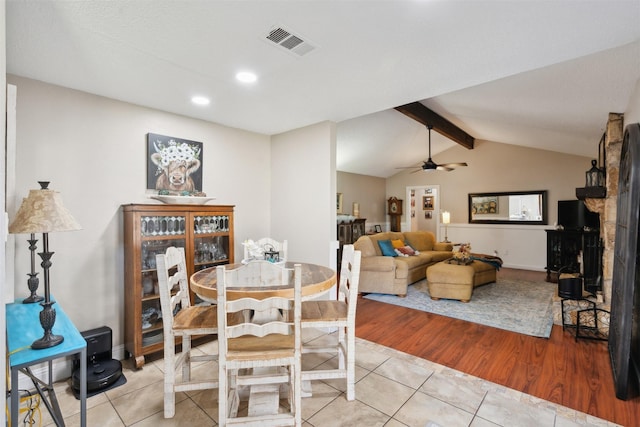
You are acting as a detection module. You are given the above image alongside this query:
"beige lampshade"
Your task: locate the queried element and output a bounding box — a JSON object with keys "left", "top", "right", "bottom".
{"left": 442, "top": 211, "right": 451, "bottom": 225}
{"left": 9, "top": 188, "right": 82, "bottom": 234}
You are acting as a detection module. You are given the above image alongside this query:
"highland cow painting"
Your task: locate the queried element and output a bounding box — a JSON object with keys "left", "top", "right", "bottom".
{"left": 146, "top": 133, "right": 203, "bottom": 194}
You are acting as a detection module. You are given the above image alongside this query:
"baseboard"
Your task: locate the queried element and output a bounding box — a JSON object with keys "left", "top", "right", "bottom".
{"left": 502, "top": 263, "right": 546, "bottom": 272}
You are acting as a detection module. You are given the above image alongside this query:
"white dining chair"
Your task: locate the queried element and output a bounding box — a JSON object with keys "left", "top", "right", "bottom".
{"left": 216, "top": 262, "right": 302, "bottom": 426}
{"left": 300, "top": 244, "right": 361, "bottom": 400}
{"left": 156, "top": 247, "right": 219, "bottom": 418}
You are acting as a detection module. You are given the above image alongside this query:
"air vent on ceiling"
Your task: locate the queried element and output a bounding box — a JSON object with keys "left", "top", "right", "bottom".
{"left": 265, "top": 26, "right": 316, "bottom": 57}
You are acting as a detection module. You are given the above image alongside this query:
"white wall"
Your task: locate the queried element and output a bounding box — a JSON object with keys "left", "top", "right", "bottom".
{"left": 336, "top": 171, "right": 387, "bottom": 226}
{"left": 7, "top": 75, "right": 274, "bottom": 349}
{"left": 445, "top": 223, "right": 547, "bottom": 270}
{"left": 625, "top": 77, "right": 640, "bottom": 125}
{"left": 406, "top": 185, "right": 440, "bottom": 237}
{"left": 271, "top": 122, "right": 337, "bottom": 267}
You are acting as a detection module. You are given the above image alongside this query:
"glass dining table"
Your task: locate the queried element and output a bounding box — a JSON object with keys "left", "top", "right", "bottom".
{"left": 190, "top": 261, "right": 337, "bottom": 302}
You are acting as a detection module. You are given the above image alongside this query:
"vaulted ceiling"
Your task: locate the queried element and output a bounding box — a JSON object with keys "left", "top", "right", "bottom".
{"left": 6, "top": 1, "right": 640, "bottom": 178}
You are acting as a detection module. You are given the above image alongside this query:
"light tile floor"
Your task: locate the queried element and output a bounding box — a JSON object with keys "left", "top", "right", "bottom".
{"left": 33, "top": 329, "right": 619, "bottom": 427}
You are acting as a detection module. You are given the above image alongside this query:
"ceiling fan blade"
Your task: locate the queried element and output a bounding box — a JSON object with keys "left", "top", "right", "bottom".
{"left": 436, "top": 165, "right": 454, "bottom": 171}
{"left": 439, "top": 162, "right": 468, "bottom": 168}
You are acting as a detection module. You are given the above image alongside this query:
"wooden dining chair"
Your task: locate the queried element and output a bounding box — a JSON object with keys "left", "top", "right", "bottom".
{"left": 156, "top": 247, "right": 218, "bottom": 418}
{"left": 300, "top": 244, "right": 361, "bottom": 400}
{"left": 216, "top": 262, "right": 302, "bottom": 426}
{"left": 243, "top": 237, "right": 288, "bottom": 262}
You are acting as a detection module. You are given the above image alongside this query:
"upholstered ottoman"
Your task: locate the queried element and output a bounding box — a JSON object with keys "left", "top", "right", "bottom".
{"left": 426, "top": 260, "right": 497, "bottom": 302}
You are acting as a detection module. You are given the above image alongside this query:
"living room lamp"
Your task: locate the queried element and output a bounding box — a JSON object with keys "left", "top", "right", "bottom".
{"left": 8, "top": 181, "right": 82, "bottom": 349}
{"left": 442, "top": 211, "right": 451, "bottom": 243}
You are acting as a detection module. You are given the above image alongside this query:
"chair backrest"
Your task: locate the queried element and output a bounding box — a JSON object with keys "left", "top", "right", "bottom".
{"left": 156, "top": 247, "right": 191, "bottom": 332}
{"left": 243, "top": 238, "right": 289, "bottom": 262}
{"left": 216, "top": 262, "right": 302, "bottom": 354}
{"left": 338, "top": 244, "right": 362, "bottom": 319}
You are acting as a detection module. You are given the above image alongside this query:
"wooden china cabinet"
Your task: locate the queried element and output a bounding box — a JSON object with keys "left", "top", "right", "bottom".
{"left": 122, "top": 203, "right": 235, "bottom": 368}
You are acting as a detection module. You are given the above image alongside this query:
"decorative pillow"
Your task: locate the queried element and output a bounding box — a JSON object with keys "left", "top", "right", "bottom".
{"left": 396, "top": 245, "right": 416, "bottom": 256}
{"left": 391, "top": 239, "right": 405, "bottom": 249}
{"left": 377, "top": 239, "right": 397, "bottom": 257}
{"left": 395, "top": 248, "right": 409, "bottom": 257}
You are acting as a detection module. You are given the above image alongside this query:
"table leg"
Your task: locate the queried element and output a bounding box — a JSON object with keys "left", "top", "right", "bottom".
{"left": 25, "top": 366, "right": 64, "bottom": 426}
{"left": 11, "top": 367, "right": 18, "bottom": 427}
{"left": 80, "top": 348, "right": 87, "bottom": 427}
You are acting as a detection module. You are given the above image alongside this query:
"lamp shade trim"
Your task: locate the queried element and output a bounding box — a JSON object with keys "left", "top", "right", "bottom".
{"left": 8, "top": 189, "right": 81, "bottom": 234}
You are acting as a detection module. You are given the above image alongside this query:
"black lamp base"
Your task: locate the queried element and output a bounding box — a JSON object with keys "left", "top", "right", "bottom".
{"left": 23, "top": 294, "right": 45, "bottom": 304}
{"left": 32, "top": 301, "right": 64, "bottom": 349}
{"left": 32, "top": 333, "right": 64, "bottom": 349}
{"left": 24, "top": 238, "right": 44, "bottom": 304}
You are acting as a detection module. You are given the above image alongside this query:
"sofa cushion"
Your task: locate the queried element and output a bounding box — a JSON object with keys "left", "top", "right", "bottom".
{"left": 377, "top": 240, "right": 397, "bottom": 257}
{"left": 394, "top": 256, "right": 424, "bottom": 273}
{"left": 360, "top": 256, "right": 395, "bottom": 272}
{"left": 354, "top": 235, "right": 377, "bottom": 257}
{"left": 404, "top": 232, "right": 435, "bottom": 251}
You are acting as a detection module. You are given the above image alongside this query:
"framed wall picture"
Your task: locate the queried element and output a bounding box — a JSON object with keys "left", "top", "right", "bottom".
{"left": 471, "top": 196, "right": 498, "bottom": 215}
{"left": 147, "top": 133, "right": 203, "bottom": 193}
{"left": 423, "top": 195, "right": 434, "bottom": 210}
{"left": 337, "top": 193, "right": 344, "bottom": 213}
{"left": 425, "top": 211, "right": 433, "bottom": 219}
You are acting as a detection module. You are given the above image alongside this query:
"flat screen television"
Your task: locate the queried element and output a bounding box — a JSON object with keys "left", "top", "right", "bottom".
{"left": 558, "top": 200, "right": 600, "bottom": 230}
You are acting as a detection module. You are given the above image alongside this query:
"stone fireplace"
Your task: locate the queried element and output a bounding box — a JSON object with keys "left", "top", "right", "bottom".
{"left": 584, "top": 112, "right": 624, "bottom": 309}
{"left": 552, "top": 113, "right": 623, "bottom": 329}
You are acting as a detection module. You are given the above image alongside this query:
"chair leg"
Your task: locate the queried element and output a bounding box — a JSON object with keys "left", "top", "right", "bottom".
{"left": 346, "top": 328, "right": 355, "bottom": 401}
{"left": 337, "top": 327, "right": 346, "bottom": 371}
{"left": 294, "top": 360, "right": 302, "bottom": 426}
{"left": 182, "top": 335, "right": 192, "bottom": 382}
{"left": 218, "top": 366, "right": 227, "bottom": 426}
{"left": 164, "top": 335, "right": 176, "bottom": 418}
{"left": 228, "top": 369, "right": 239, "bottom": 417}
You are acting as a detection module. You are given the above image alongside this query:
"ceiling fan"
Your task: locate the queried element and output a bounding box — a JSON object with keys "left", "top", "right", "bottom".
{"left": 399, "top": 125, "right": 468, "bottom": 172}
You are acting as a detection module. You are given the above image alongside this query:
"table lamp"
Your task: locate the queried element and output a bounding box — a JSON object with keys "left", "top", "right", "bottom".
{"left": 8, "top": 181, "right": 82, "bottom": 349}
{"left": 11, "top": 197, "right": 45, "bottom": 304}
{"left": 442, "top": 211, "right": 451, "bottom": 243}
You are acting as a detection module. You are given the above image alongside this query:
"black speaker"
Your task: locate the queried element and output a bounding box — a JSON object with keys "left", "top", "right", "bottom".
{"left": 72, "top": 326, "right": 126, "bottom": 397}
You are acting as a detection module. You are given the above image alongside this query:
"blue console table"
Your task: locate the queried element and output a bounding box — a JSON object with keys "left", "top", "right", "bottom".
{"left": 6, "top": 300, "right": 86, "bottom": 426}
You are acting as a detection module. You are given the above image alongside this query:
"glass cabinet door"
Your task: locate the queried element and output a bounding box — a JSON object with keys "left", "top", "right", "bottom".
{"left": 139, "top": 214, "right": 186, "bottom": 349}
{"left": 193, "top": 213, "right": 231, "bottom": 272}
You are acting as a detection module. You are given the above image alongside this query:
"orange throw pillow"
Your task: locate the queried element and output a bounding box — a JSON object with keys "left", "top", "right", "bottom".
{"left": 391, "top": 239, "right": 405, "bottom": 249}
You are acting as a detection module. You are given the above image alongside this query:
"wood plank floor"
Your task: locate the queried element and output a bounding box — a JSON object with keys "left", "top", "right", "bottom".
{"left": 355, "top": 268, "right": 640, "bottom": 426}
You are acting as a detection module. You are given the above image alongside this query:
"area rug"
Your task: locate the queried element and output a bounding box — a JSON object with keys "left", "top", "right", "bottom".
{"left": 363, "top": 278, "right": 555, "bottom": 338}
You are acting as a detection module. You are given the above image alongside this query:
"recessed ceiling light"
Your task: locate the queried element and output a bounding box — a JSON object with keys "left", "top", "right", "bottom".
{"left": 191, "top": 96, "right": 210, "bottom": 106}
{"left": 236, "top": 71, "right": 258, "bottom": 84}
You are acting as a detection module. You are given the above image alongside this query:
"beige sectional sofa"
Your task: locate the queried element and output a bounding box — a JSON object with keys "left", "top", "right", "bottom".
{"left": 353, "top": 231, "right": 453, "bottom": 297}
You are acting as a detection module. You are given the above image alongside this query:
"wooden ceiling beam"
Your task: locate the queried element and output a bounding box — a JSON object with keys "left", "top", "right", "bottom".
{"left": 394, "top": 102, "right": 475, "bottom": 150}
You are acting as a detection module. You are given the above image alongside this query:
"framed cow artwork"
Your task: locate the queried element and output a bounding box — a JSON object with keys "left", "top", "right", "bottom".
{"left": 146, "top": 133, "right": 203, "bottom": 194}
